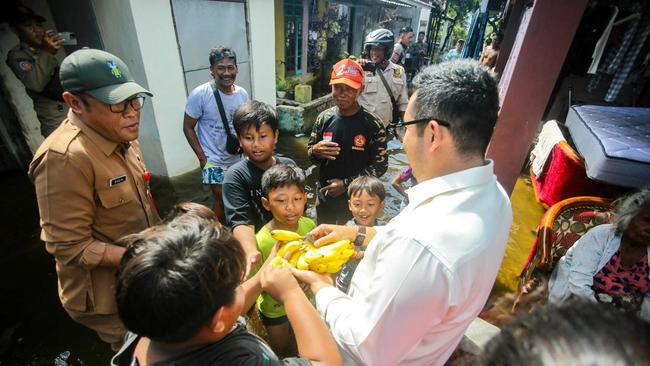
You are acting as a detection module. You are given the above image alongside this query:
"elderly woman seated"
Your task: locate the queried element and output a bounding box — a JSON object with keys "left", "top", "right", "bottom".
{"left": 549, "top": 187, "right": 650, "bottom": 320}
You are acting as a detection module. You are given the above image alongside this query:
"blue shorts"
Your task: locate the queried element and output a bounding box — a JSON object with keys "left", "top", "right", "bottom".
{"left": 202, "top": 163, "right": 229, "bottom": 185}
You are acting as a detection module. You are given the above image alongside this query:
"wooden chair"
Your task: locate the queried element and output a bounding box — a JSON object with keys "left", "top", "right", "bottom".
{"left": 513, "top": 196, "right": 613, "bottom": 310}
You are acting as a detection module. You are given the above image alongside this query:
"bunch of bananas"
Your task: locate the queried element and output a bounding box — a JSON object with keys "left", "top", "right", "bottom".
{"left": 269, "top": 230, "right": 355, "bottom": 274}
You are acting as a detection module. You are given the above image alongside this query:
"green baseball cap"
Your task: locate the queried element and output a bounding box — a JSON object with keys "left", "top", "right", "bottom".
{"left": 60, "top": 48, "right": 152, "bottom": 104}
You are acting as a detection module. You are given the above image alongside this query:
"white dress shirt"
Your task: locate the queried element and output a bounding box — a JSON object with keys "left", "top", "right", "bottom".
{"left": 315, "top": 160, "right": 512, "bottom": 366}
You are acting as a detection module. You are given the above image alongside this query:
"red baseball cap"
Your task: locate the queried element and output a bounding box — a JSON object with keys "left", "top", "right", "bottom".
{"left": 329, "top": 59, "right": 364, "bottom": 90}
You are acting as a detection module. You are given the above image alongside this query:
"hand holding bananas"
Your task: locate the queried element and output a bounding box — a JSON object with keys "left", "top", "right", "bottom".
{"left": 269, "top": 230, "right": 356, "bottom": 274}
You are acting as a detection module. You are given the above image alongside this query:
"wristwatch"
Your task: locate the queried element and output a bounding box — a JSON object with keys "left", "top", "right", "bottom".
{"left": 354, "top": 225, "right": 366, "bottom": 248}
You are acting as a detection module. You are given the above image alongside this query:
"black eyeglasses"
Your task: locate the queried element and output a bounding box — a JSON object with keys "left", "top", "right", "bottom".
{"left": 109, "top": 96, "right": 146, "bottom": 114}
{"left": 389, "top": 117, "right": 451, "bottom": 142}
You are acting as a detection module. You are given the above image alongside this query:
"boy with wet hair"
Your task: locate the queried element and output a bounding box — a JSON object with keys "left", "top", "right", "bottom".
{"left": 255, "top": 163, "right": 316, "bottom": 355}
{"left": 111, "top": 215, "right": 341, "bottom": 366}
{"left": 336, "top": 176, "right": 386, "bottom": 293}
{"left": 223, "top": 100, "right": 296, "bottom": 274}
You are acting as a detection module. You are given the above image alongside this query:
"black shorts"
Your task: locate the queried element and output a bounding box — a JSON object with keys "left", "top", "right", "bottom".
{"left": 259, "top": 311, "right": 288, "bottom": 326}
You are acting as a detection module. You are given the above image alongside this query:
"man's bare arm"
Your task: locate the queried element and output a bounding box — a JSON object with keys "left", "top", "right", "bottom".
{"left": 182, "top": 113, "right": 207, "bottom": 168}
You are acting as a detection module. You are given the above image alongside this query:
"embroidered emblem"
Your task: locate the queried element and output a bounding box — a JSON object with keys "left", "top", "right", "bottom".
{"left": 107, "top": 60, "right": 122, "bottom": 78}
{"left": 352, "top": 134, "right": 366, "bottom": 151}
{"left": 393, "top": 67, "right": 402, "bottom": 78}
{"left": 18, "top": 61, "right": 32, "bottom": 72}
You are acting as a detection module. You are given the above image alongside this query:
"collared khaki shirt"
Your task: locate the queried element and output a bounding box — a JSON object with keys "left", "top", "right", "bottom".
{"left": 358, "top": 61, "right": 409, "bottom": 127}
{"left": 28, "top": 111, "right": 161, "bottom": 314}
{"left": 6, "top": 42, "right": 67, "bottom": 136}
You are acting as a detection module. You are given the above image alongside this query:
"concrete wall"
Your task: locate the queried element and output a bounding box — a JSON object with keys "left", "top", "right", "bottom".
{"left": 248, "top": 0, "right": 277, "bottom": 106}
{"left": 91, "top": 0, "right": 196, "bottom": 177}
{"left": 90, "top": 0, "right": 170, "bottom": 176}
{"left": 129, "top": 0, "right": 196, "bottom": 177}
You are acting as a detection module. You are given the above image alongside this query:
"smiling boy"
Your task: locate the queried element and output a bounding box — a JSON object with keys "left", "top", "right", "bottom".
{"left": 222, "top": 101, "right": 295, "bottom": 273}
{"left": 252, "top": 163, "right": 315, "bottom": 355}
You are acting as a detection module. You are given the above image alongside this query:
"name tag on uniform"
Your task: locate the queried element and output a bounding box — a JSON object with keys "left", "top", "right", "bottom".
{"left": 109, "top": 175, "right": 127, "bottom": 187}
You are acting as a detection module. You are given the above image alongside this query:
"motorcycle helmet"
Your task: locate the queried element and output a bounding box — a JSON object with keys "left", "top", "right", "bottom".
{"left": 363, "top": 28, "right": 394, "bottom": 61}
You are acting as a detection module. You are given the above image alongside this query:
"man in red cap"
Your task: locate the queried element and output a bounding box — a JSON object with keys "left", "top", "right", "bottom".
{"left": 307, "top": 59, "right": 387, "bottom": 224}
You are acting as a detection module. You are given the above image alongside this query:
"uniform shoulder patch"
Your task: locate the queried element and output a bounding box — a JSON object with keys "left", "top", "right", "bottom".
{"left": 18, "top": 60, "right": 33, "bottom": 72}
{"left": 393, "top": 67, "right": 402, "bottom": 78}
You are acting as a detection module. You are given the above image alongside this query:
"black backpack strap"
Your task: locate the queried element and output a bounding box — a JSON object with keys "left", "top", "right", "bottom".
{"left": 211, "top": 81, "right": 233, "bottom": 135}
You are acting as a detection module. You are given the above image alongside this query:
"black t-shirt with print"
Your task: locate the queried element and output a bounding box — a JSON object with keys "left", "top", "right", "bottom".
{"left": 223, "top": 156, "right": 295, "bottom": 232}
{"left": 111, "top": 320, "right": 311, "bottom": 366}
{"left": 315, "top": 107, "right": 384, "bottom": 186}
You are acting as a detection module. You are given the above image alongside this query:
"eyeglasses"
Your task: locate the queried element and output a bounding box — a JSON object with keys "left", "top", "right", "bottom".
{"left": 109, "top": 96, "right": 146, "bottom": 113}
{"left": 389, "top": 117, "right": 451, "bottom": 142}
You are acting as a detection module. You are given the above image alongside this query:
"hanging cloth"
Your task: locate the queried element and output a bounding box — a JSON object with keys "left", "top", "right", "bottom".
{"left": 587, "top": 15, "right": 640, "bottom": 93}
{"left": 605, "top": 14, "right": 650, "bottom": 101}
{"left": 588, "top": 6, "right": 619, "bottom": 74}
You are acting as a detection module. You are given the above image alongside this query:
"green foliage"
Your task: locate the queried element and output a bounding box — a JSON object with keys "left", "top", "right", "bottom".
{"left": 276, "top": 76, "right": 300, "bottom": 92}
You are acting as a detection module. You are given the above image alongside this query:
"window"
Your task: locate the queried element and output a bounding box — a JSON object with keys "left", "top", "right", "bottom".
{"left": 284, "top": 0, "right": 304, "bottom": 76}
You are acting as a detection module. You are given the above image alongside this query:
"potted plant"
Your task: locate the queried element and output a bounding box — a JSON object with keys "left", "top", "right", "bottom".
{"left": 285, "top": 76, "right": 300, "bottom": 100}
{"left": 276, "top": 76, "right": 290, "bottom": 98}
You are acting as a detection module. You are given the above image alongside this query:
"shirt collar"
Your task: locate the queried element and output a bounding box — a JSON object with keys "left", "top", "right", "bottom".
{"left": 405, "top": 160, "right": 496, "bottom": 208}
{"left": 68, "top": 110, "right": 125, "bottom": 156}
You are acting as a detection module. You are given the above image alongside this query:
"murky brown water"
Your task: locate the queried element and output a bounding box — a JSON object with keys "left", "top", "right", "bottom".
{"left": 0, "top": 133, "right": 542, "bottom": 364}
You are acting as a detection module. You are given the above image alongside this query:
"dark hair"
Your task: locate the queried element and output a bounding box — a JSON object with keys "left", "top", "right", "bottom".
{"left": 457, "top": 39, "right": 465, "bottom": 45}
{"left": 209, "top": 47, "right": 237, "bottom": 68}
{"left": 164, "top": 202, "right": 218, "bottom": 223}
{"left": 232, "top": 100, "right": 279, "bottom": 136}
{"left": 613, "top": 186, "right": 650, "bottom": 235}
{"left": 399, "top": 26, "right": 413, "bottom": 35}
{"left": 412, "top": 59, "right": 499, "bottom": 157}
{"left": 481, "top": 301, "right": 650, "bottom": 365}
{"left": 115, "top": 215, "right": 245, "bottom": 343}
{"left": 418, "top": 31, "right": 425, "bottom": 36}
{"left": 261, "top": 163, "right": 306, "bottom": 196}
{"left": 347, "top": 176, "right": 386, "bottom": 201}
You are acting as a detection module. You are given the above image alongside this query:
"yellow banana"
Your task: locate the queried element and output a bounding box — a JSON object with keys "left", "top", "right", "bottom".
{"left": 288, "top": 250, "right": 302, "bottom": 267}
{"left": 325, "top": 261, "right": 345, "bottom": 274}
{"left": 297, "top": 255, "right": 310, "bottom": 270}
{"left": 317, "top": 239, "right": 353, "bottom": 253}
{"left": 278, "top": 240, "right": 302, "bottom": 258}
{"left": 311, "top": 263, "right": 328, "bottom": 273}
{"left": 270, "top": 230, "right": 303, "bottom": 242}
{"left": 303, "top": 250, "right": 325, "bottom": 264}
{"left": 271, "top": 256, "right": 289, "bottom": 267}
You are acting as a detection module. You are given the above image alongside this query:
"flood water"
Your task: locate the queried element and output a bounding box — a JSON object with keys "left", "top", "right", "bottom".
{"left": 0, "top": 133, "right": 543, "bottom": 364}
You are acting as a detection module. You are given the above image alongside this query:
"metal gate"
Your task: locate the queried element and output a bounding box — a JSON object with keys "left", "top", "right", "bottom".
{"left": 171, "top": 0, "right": 252, "bottom": 95}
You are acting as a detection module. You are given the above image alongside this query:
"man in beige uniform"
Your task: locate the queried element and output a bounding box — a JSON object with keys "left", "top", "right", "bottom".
{"left": 358, "top": 29, "right": 409, "bottom": 128}
{"left": 6, "top": 6, "right": 68, "bottom": 137}
{"left": 28, "top": 49, "right": 160, "bottom": 350}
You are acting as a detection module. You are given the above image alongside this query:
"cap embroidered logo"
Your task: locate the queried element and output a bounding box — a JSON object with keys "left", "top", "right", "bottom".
{"left": 107, "top": 60, "right": 122, "bottom": 78}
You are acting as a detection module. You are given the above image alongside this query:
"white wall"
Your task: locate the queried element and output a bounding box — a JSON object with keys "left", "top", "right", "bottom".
{"left": 90, "top": 0, "right": 169, "bottom": 176}
{"left": 247, "top": 0, "right": 276, "bottom": 106}
{"left": 92, "top": 0, "right": 196, "bottom": 177}
{"left": 128, "top": 0, "right": 196, "bottom": 177}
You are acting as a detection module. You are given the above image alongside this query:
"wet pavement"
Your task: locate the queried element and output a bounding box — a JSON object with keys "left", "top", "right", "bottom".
{"left": 0, "top": 133, "right": 543, "bottom": 364}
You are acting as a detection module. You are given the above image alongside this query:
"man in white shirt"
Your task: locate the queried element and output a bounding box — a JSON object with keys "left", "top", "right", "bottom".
{"left": 183, "top": 47, "right": 249, "bottom": 222}
{"left": 291, "top": 60, "right": 512, "bottom": 366}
